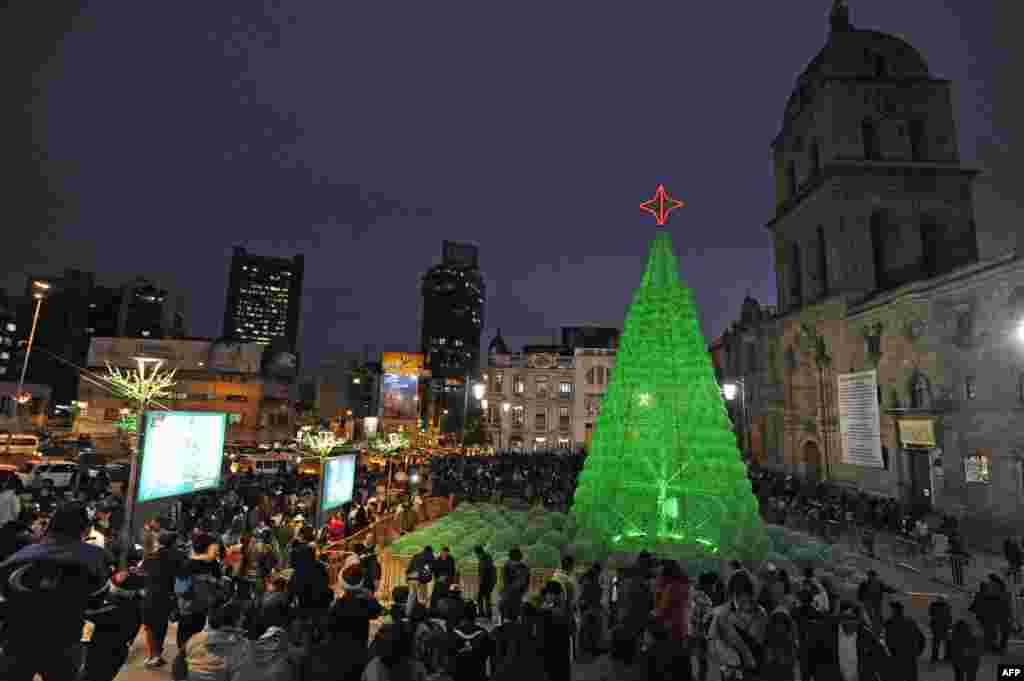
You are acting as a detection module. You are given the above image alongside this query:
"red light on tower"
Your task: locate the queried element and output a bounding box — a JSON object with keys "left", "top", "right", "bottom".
{"left": 640, "top": 185, "right": 685, "bottom": 225}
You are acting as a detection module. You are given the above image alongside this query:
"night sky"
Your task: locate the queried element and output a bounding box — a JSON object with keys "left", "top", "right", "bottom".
{"left": 2, "top": 2, "right": 1014, "bottom": 371}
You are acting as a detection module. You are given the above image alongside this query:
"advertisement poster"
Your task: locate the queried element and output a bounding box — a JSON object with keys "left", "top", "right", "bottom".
{"left": 137, "top": 411, "right": 226, "bottom": 503}
{"left": 836, "top": 370, "right": 884, "bottom": 468}
{"left": 381, "top": 352, "right": 422, "bottom": 420}
{"left": 321, "top": 453, "right": 357, "bottom": 514}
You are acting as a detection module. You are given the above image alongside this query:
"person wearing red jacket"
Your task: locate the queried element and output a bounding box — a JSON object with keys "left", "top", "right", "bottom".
{"left": 654, "top": 559, "right": 690, "bottom": 644}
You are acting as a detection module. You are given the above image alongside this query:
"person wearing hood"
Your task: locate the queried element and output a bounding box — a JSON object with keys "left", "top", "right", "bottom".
{"left": 326, "top": 563, "right": 384, "bottom": 681}
{"left": 500, "top": 547, "right": 530, "bottom": 623}
{"left": 80, "top": 568, "right": 145, "bottom": 681}
{"left": 0, "top": 501, "right": 111, "bottom": 681}
{"left": 448, "top": 600, "right": 494, "bottom": 681}
{"left": 173, "top": 600, "right": 250, "bottom": 681}
{"left": 235, "top": 592, "right": 308, "bottom": 681}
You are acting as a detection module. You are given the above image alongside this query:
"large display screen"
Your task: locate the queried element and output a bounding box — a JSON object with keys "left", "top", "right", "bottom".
{"left": 320, "top": 453, "right": 357, "bottom": 515}
{"left": 137, "top": 411, "right": 227, "bottom": 503}
{"left": 381, "top": 352, "right": 423, "bottom": 420}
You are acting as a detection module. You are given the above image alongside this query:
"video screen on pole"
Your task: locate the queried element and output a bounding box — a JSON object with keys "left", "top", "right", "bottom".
{"left": 321, "top": 453, "right": 357, "bottom": 515}
{"left": 137, "top": 411, "right": 227, "bottom": 504}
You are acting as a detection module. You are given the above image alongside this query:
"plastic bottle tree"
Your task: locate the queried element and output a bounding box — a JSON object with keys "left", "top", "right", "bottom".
{"left": 571, "top": 230, "right": 768, "bottom": 559}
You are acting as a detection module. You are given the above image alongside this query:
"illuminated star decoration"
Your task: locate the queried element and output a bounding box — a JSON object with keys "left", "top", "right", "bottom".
{"left": 640, "top": 184, "right": 685, "bottom": 225}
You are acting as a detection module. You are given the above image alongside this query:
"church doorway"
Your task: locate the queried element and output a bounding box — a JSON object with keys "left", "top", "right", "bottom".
{"left": 802, "top": 441, "right": 823, "bottom": 482}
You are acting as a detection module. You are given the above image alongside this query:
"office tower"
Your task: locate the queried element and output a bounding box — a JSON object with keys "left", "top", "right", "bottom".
{"left": 223, "top": 247, "right": 304, "bottom": 350}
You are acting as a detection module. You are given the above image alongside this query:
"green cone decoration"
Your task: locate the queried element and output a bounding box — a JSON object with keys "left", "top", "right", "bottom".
{"left": 571, "top": 230, "right": 768, "bottom": 559}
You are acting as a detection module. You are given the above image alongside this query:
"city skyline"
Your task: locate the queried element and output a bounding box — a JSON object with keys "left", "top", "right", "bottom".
{"left": 1, "top": 2, "right": 1014, "bottom": 370}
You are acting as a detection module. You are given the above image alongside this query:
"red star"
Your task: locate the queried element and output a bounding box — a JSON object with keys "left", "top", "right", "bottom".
{"left": 640, "top": 184, "right": 685, "bottom": 225}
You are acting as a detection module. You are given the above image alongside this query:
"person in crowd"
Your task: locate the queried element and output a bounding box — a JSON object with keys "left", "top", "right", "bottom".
{"left": 968, "top": 580, "right": 1002, "bottom": 652}
{"left": 141, "top": 529, "right": 185, "bottom": 669}
{"left": 431, "top": 546, "right": 457, "bottom": 610}
{"left": 407, "top": 545, "right": 435, "bottom": 606}
{"left": 236, "top": 592, "right": 309, "bottom": 681}
{"left": 362, "top": 623, "right": 429, "bottom": 681}
{"left": 807, "top": 600, "right": 887, "bottom": 681}
{"left": 0, "top": 501, "right": 111, "bottom": 681}
{"left": 1004, "top": 536, "right": 1022, "bottom": 585}
{"left": 654, "top": 559, "right": 689, "bottom": 648}
{"left": 80, "top": 567, "right": 145, "bottom": 681}
{"left": 790, "top": 588, "right": 820, "bottom": 681}
{"left": 536, "top": 581, "right": 573, "bottom": 681}
{"left": 642, "top": 618, "right": 691, "bottom": 681}
{"left": 475, "top": 544, "right": 497, "bottom": 621}
{"left": 987, "top": 573, "right": 1013, "bottom": 652}
{"left": 500, "top": 546, "right": 530, "bottom": 624}
{"left": 856, "top": 570, "right": 896, "bottom": 631}
{"left": 801, "top": 566, "right": 830, "bottom": 615}
{"left": 176, "top": 532, "right": 226, "bottom": 652}
{"left": 949, "top": 617, "right": 983, "bottom": 681}
{"left": 884, "top": 600, "right": 925, "bottom": 681}
{"left": 327, "top": 562, "right": 385, "bottom": 681}
{"left": 928, "top": 595, "right": 953, "bottom": 664}
{"left": 240, "top": 527, "right": 276, "bottom": 599}
{"left": 449, "top": 599, "right": 493, "bottom": 681}
{"left": 572, "top": 625, "right": 641, "bottom": 681}
{"left": 708, "top": 570, "right": 766, "bottom": 679}
{"left": 172, "top": 600, "right": 250, "bottom": 681}
{"left": 949, "top": 530, "right": 969, "bottom": 587}
{"left": 0, "top": 477, "right": 20, "bottom": 527}
{"left": 552, "top": 555, "right": 578, "bottom": 620}
{"left": 761, "top": 604, "right": 798, "bottom": 681}
{"left": 617, "top": 558, "right": 655, "bottom": 633}
{"left": 687, "top": 572, "right": 716, "bottom": 681}
{"left": 361, "top": 543, "right": 380, "bottom": 594}
{"left": 287, "top": 542, "right": 332, "bottom": 634}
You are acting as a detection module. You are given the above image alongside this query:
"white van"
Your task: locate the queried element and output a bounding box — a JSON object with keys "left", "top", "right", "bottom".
{"left": 2, "top": 434, "right": 39, "bottom": 456}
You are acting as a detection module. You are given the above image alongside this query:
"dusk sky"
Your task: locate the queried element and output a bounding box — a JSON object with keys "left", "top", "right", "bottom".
{"left": 3, "top": 2, "right": 1016, "bottom": 370}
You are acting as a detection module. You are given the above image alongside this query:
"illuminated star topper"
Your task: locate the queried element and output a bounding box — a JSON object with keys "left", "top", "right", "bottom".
{"left": 640, "top": 184, "right": 685, "bottom": 225}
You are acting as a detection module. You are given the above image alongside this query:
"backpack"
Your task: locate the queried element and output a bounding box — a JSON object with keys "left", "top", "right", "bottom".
{"left": 415, "top": 619, "right": 449, "bottom": 673}
{"left": 176, "top": 573, "right": 224, "bottom": 615}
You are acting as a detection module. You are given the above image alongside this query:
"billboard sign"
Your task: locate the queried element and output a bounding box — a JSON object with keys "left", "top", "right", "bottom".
{"left": 836, "top": 370, "right": 884, "bottom": 468}
{"left": 381, "top": 352, "right": 423, "bottom": 420}
{"left": 137, "top": 411, "right": 227, "bottom": 503}
{"left": 320, "top": 452, "right": 358, "bottom": 517}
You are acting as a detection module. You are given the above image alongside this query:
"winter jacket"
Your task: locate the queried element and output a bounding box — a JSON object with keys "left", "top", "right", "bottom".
{"left": 477, "top": 552, "right": 497, "bottom": 593}
{"left": 501, "top": 560, "right": 530, "bottom": 600}
{"left": 654, "top": 575, "right": 689, "bottom": 642}
{"left": 328, "top": 590, "right": 385, "bottom": 664}
{"left": 361, "top": 656, "right": 429, "bottom": 681}
{"left": 0, "top": 536, "right": 111, "bottom": 647}
{"left": 928, "top": 599, "right": 953, "bottom": 636}
{"left": 173, "top": 626, "right": 250, "bottom": 681}
{"left": 235, "top": 626, "right": 303, "bottom": 681}
{"left": 143, "top": 546, "right": 185, "bottom": 612}
{"left": 406, "top": 549, "right": 435, "bottom": 582}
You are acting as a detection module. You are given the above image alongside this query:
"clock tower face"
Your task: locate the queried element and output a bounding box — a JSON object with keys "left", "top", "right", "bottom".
{"left": 529, "top": 353, "right": 554, "bottom": 369}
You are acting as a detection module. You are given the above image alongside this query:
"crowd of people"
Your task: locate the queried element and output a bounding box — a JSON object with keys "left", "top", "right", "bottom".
{"left": 428, "top": 452, "right": 584, "bottom": 510}
{"left": 0, "top": 456, "right": 1015, "bottom": 680}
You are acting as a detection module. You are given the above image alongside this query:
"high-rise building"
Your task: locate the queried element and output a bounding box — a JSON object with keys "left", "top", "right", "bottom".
{"left": 561, "top": 326, "right": 619, "bottom": 351}
{"left": 417, "top": 241, "right": 485, "bottom": 434}
{"left": 223, "top": 247, "right": 304, "bottom": 351}
{"left": 0, "top": 293, "right": 16, "bottom": 382}
{"left": 418, "top": 241, "right": 484, "bottom": 378}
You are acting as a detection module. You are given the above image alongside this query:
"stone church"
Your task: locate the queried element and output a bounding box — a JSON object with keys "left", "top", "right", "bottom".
{"left": 733, "top": 1, "right": 1024, "bottom": 526}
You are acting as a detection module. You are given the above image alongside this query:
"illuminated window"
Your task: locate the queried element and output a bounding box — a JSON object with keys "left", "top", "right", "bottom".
{"left": 559, "top": 381, "right": 573, "bottom": 395}
{"left": 559, "top": 406, "right": 570, "bottom": 427}
{"left": 513, "top": 376, "right": 525, "bottom": 395}
{"left": 493, "top": 373, "right": 504, "bottom": 393}
{"left": 5, "top": 323, "right": 15, "bottom": 332}
{"left": 964, "top": 452, "right": 991, "bottom": 484}
{"left": 534, "top": 410, "right": 547, "bottom": 430}
{"left": 535, "top": 377, "right": 549, "bottom": 398}
{"left": 511, "top": 405, "right": 524, "bottom": 426}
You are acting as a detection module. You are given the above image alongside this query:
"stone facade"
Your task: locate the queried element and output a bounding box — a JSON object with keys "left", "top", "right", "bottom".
{"left": 483, "top": 351, "right": 577, "bottom": 451}
{"left": 748, "top": 5, "right": 1024, "bottom": 524}
{"left": 572, "top": 348, "right": 616, "bottom": 450}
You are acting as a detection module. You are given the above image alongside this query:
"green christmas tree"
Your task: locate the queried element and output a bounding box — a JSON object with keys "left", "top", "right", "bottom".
{"left": 571, "top": 230, "right": 768, "bottom": 559}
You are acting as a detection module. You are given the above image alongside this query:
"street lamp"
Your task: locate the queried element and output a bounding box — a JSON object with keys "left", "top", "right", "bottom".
{"left": 501, "top": 401, "right": 510, "bottom": 452}
{"left": 722, "top": 379, "right": 750, "bottom": 460}
{"left": 106, "top": 356, "right": 177, "bottom": 566}
{"left": 15, "top": 280, "right": 50, "bottom": 416}
{"left": 472, "top": 382, "right": 486, "bottom": 401}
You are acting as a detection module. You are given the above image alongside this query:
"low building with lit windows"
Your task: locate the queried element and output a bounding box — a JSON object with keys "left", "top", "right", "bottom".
{"left": 482, "top": 334, "right": 576, "bottom": 451}
{"left": 77, "top": 337, "right": 298, "bottom": 443}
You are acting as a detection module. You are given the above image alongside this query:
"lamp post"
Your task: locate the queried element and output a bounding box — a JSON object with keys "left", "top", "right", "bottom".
{"left": 106, "top": 356, "right": 177, "bottom": 566}
{"left": 15, "top": 280, "right": 50, "bottom": 421}
{"left": 460, "top": 380, "right": 485, "bottom": 451}
{"left": 723, "top": 379, "right": 750, "bottom": 461}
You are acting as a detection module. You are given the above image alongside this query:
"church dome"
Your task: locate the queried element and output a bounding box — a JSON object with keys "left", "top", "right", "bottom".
{"left": 783, "top": 3, "right": 931, "bottom": 121}
{"left": 488, "top": 329, "right": 509, "bottom": 355}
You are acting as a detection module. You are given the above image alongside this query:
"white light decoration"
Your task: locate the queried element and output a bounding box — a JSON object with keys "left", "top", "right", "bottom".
{"left": 1017, "top": 320, "right": 1024, "bottom": 344}
{"left": 303, "top": 430, "right": 346, "bottom": 458}
{"left": 473, "top": 382, "right": 486, "bottom": 400}
{"left": 722, "top": 383, "right": 739, "bottom": 401}
{"left": 637, "top": 393, "right": 652, "bottom": 407}
{"left": 106, "top": 358, "right": 177, "bottom": 408}
{"left": 481, "top": 399, "right": 488, "bottom": 410}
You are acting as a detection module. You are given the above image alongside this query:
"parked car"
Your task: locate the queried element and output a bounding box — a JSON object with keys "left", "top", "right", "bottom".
{"left": 16, "top": 460, "right": 77, "bottom": 489}
{"left": 0, "top": 434, "right": 40, "bottom": 457}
